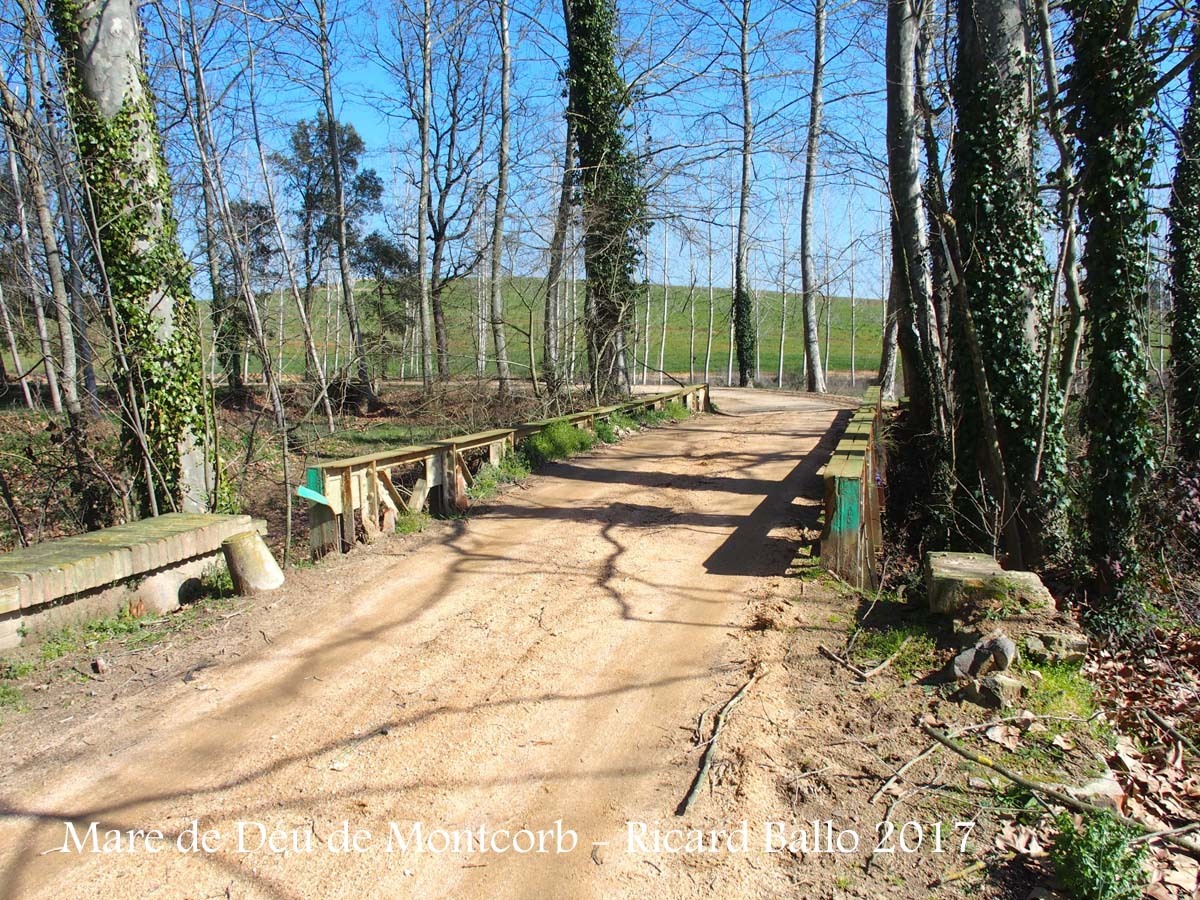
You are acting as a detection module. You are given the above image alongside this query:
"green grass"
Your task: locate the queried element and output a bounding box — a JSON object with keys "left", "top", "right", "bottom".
{"left": 849, "top": 625, "right": 938, "bottom": 681}
{"left": 0, "top": 572, "right": 240, "bottom": 714}
{"left": 39, "top": 611, "right": 147, "bottom": 663}
{"left": 1051, "top": 811, "right": 1148, "bottom": 900}
{"left": 468, "top": 451, "right": 532, "bottom": 501}
{"left": 594, "top": 419, "right": 618, "bottom": 443}
{"left": 394, "top": 510, "right": 432, "bottom": 534}
{"left": 520, "top": 421, "right": 595, "bottom": 467}
{"left": 0, "top": 681, "right": 26, "bottom": 720}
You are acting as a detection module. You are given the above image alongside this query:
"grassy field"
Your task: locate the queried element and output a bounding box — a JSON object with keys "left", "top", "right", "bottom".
{"left": 212, "top": 276, "right": 887, "bottom": 388}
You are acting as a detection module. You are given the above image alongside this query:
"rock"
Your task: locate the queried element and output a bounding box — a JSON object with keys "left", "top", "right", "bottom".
{"left": 985, "top": 631, "right": 1019, "bottom": 671}
{"left": 91, "top": 657, "right": 108, "bottom": 675}
{"left": 947, "top": 630, "right": 1018, "bottom": 682}
{"left": 964, "top": 673, "right": 1028, "bottom": 709}
{"left": 951, "top": 647, "right": 979, "bottom": 680}
{"left": 1024, "top": 630, "right": 1088, "bottom": 665}
{"left": 136, "top": 570, "right": 188, "bottom": 615}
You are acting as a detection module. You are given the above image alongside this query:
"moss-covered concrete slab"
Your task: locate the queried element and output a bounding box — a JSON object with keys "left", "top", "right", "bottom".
{"left": 926, "top": 551, "right": 1054, "bottom": 615}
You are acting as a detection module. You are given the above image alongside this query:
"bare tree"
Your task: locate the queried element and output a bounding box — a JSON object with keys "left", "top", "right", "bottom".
{"left": 800, "top": 0, "right": 828, "bottom": 393}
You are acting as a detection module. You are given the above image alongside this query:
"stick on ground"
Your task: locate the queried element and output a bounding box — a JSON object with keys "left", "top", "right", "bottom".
{"left": 676, "top": 668, "right": 763, "bottom": 816}
{"left": 818, "top": 644, "right": 868, "bottom": 679}
{"left": 920, "top": 723, "right": 1200, "bottom": 856}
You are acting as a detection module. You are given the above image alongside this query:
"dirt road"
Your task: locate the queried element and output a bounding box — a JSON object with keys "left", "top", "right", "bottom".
{"left": 0, "top": 389, "right": 852, "bottom": 899}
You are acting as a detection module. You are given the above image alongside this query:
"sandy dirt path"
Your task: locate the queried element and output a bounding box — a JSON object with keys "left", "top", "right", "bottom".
{"left": 0, "top": 389, "right": 850, "bottom": 900}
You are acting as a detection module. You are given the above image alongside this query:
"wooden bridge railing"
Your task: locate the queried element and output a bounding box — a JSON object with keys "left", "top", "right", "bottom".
{"left": 301, "top": 384, "right": 712, "bottom": 559}
{"left": 818, "top": 386, "right": 887, "bottom": 588}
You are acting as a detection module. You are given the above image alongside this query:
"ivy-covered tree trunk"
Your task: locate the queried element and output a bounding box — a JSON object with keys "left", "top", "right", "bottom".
{"left": 1066, "top": 0, "right": 1156, "bottom": 617}
{"left": 565, "top": 0, "right": 646, "bottom": 400}
{"left": 950, "top": 0, "right": 1065, "bottom": 566}
{"left": 1170, "top": 23, "right": 1200, "bottom": 462}
{"left": 50, "top": 0, "right": 210, "bottom": 515}
{"left": 732, "top": 0, "right": 757, "bottom": 388}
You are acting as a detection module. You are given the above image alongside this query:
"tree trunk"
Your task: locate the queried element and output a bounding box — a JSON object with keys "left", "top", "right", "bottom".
{"left": 316, "top": 0, "right": 372, "bottom": 405}
{"left": 0, "top": 279, "right": 32, "bottom": 407}
{"left": 490, "top": 0, "right": 514, "bottom": 396}
{"left": 544, "top": 119, "right": 574, "bottom": 393}
{"left": 732, "top": 0, "right": 756, "bottom": 387}
{"left": 705, "top": 220, "right": 714, "bottom": 383}
{"left": 886, "top": 0, "right": 946, "bottom": 434}
{"left": 800, "top": 0, "right": 828, "bottom": 394}
{"left": 878, "top": 266, "right": 900, "bottom": 399}
{"left": 244, "top": 22, "right": 335, "bottom": 432}
{"left": 1170, "top": 18, "right": 1200, "bottom": 461}
{"left": 659, "top": 225, "right": 668, "bottom": 384}
{"left": 952, "top": 0, "right": 1063, "bottom": 565}
{"left": 50, "top": 0, "right": 210, "bottom": 513}
{"left": 0, "top": 83, "right": 79, "bottom": 419}
{"left": 4, "top": 128, "right": 60, "bottom": 412}
{"left": 417, "top": 0, "right": 435, "bottom": 389}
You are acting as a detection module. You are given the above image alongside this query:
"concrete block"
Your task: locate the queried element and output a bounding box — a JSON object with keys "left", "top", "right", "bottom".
{"left": 0, "top": 611, "right": 22, "bottom": 651}
{"left": 0, "top": 575, "right": 19, "bottom": 616}
{"left": 136, "top": 570, "right": 187, "bottom": 615}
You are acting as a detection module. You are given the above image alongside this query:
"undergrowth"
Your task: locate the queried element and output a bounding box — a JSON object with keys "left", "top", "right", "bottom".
{"left": 1050, "top": 811, "right": 1148, "bottom": 900}
{"left": 849, "top": 624, "right": 938, "bottom": 681}
{"left": 468, "top": 452, "right": 533, "bottom": 501}
{"left": 520, "top": 421, "right": 596, "bottom": 467}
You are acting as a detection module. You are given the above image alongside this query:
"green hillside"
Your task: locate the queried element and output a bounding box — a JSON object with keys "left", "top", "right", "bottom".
{"left": 208, "top": 276, "right": 886, "bottom": 388}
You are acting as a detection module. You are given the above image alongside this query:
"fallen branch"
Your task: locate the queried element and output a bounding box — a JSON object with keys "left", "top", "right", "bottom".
{"left": 1145, "top": 709, "right": 1200, "bottom": 758}
{"left": 872, "top": 742, "right": 938, "bottom": 804}
{"left": 818, "top": 645, "right": 868, "bottom": 679}
{"left": 920, "top": 723, "right": 1200, "bottom": 855}
{"left": 676, "top": 668, "right": 763, "bottom": 816}
{"left": 929, "top": 855, "right": 1010, "bottom": 888}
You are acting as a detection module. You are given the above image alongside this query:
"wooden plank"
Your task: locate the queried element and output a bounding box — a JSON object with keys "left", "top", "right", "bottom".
{"left": 377, "top": 467, "right": 407, "bottom": 513}
{"left": 340, "top": 467, "right": 355, "bottom": 551}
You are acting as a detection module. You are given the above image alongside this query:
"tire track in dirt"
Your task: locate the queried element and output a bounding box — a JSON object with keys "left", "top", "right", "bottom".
{"left": 0, "top": 389, "right": 851, "bottom": 900}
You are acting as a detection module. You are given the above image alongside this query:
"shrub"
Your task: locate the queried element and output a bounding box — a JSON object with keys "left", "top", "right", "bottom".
{"left": 594, "top": 419, "right": 618, "bottom": 443}
{"left": 1050, "top": 811, "right": 1148, "bottom": 900}
{"left": 521, "top": 421, "right": 595, "bottom": 467}
{"left": 468, "top": 452, "right": 532, "bottom": 501}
